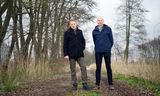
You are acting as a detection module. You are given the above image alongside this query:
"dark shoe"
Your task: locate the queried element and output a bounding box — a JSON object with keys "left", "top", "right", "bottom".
{"left": 82, "top": 83, "right": 91, "bottom": 91}
{"left": 93, "top": 85, "right": 100, "bottom": 90}
{"left": 72, "top": 83, "right": 78, "bottom": 91}
{"left": 109, "top": 85, "right": 114, "bottom": 90}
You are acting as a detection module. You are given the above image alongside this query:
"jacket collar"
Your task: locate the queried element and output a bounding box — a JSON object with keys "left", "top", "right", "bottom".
{"left": 69, "top": 27, "right": 79, "bottom": 31}
{"left": 94, "top": 24, "right": 108, "bottom": 31}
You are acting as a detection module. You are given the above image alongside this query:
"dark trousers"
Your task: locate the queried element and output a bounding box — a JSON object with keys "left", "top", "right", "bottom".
{"left": 95, "top": 52, "right": 113, "bottom": 86}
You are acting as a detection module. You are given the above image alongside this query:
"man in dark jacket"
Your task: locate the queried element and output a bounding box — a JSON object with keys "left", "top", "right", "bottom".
{"left": 63, "top": 20, "right": 90, "bottom": 91}
{"left": 92, "top": 16, "right": 114, "bottom": 90}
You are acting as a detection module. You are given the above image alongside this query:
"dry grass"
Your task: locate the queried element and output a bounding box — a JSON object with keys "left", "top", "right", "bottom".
{"left": 111, "top": 61, "right": 160, "bottom": 83}
{"left": 6, "top": 61, "right": 50, "bottom": 82}
{"left": 88, "top": 61, "right": 160, "bottom": 83}
{"left": 0, "top": 58, "right": 69, "bottom": 84}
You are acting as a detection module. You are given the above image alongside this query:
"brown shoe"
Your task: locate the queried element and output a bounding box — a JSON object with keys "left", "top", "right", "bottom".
{"left": 93, "top": 85, "right": 100, "bottom": 90}
{"left": 109, "top": 85, "right": 114, "bottom": 90}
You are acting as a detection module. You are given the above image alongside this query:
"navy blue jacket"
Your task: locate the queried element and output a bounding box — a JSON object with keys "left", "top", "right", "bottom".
{"left": 92, "top": 24, "right": 113, "bottom": 52}
{"left": 63, "top": 27, "right": 85, "bottom": 59}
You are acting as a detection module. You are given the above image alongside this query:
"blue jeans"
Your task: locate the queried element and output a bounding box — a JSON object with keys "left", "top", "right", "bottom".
{"left": 95, "top": 52, "right": 113, "bottom": 86}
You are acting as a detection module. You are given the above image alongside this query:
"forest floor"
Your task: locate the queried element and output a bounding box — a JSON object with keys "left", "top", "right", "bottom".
{"left": 0, "top": 65, "right": 155, "bottom": 96}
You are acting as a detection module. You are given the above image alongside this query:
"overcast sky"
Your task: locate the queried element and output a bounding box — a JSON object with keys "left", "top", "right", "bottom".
{"left": 93, "top": 0, "right": 160, "bottom": 39}
{"left": 85, "top": 0, "right": 160, "bottom": 51}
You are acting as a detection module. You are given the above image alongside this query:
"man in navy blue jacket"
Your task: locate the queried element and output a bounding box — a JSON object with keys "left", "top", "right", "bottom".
{"left": 92, "top": 16, "right": 114, "bottom": 90}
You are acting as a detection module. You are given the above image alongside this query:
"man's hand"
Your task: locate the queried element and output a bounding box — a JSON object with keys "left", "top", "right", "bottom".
{"left": 64, "top": 56, "right": 69, "bottom": 59}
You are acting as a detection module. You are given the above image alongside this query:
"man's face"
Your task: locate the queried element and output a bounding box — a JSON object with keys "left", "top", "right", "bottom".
{"left": 97, "top": 17, "right": 104, "bottom": 27}
{"left": 69, "top": 21, "right": 77, "bottom": 30}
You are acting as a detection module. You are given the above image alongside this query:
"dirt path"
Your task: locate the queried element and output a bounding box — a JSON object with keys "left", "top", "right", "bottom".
{"left": 0, "top": 68, "right": 155, "bottom": 96}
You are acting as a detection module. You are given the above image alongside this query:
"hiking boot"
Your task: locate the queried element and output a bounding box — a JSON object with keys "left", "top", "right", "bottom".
{"left": 82, "top": 83, "right": 91, "bottom": 91}
{"left": 93, "top": 85, "right": 100, "bottom": 90}
{"left": 72, "top": 83, "right": 78, "bottom": 91}
{"left": 109, "top": 85, "right": 114, "bottom": 90}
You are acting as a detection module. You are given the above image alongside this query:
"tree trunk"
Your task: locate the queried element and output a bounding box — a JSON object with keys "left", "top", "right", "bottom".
{"left": 1, "top": 0, "right": 14, "bottom": 84}
{"left": 18, "top": 0, "right": 25, "bottom": 54}
{"left": 0, "top": 0, "right": 13, "bottom": 47}
{"left": 36, "top": 0, "right": 47, "bottom": 61}
{"left": 43, "top": 2, "right": 49, "bottom": 61}
{"left": 22, "top": 0, "right": 35, "bottom": 61}
{"left": 5, "top": 0, "right": 18, "bottom": 65}
{"left": 124, "top": 0, "right": 131, "bottom": 64}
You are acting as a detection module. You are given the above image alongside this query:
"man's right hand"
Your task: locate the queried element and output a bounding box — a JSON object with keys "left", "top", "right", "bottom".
{"left": 64, "top": 56, "right": 69, "bottom": 59}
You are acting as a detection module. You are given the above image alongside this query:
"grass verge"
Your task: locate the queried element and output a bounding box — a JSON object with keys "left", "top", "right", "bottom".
{"left": 114, "top": 74, "right": 160, "bottom": 96}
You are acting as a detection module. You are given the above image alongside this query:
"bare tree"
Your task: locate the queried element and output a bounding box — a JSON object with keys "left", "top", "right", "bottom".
{"left": 0, "top": 0, "right": 97, "bottom": 64}
{"left": 115, "top": 0, "right": 148, "bottom": 63}
{"left": 139, "top": 36, "right": 160, "bottom": 64}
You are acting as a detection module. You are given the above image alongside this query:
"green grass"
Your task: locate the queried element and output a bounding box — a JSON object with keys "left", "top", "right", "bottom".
{"left": 114, "top": 74, "right": 160, "bottom": 96}
{"left": 0, "top": 80, "right": 21, "bottom": 92}
{"left": 0, "top": 67, "right": 23, "bottom": 92}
